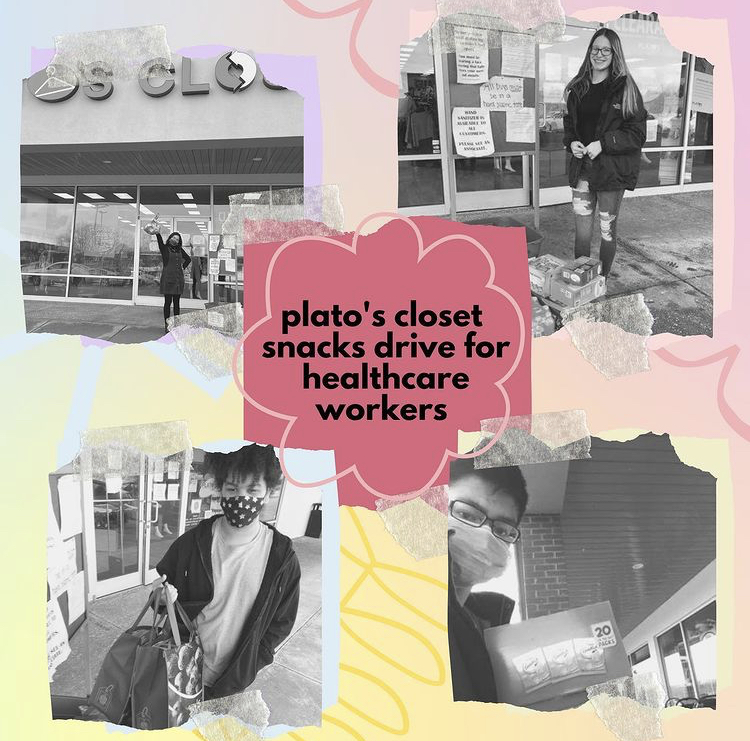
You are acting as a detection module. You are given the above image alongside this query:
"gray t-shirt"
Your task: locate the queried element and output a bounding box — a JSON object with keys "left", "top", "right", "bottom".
{"left": 195, "top": 517, "right": 273, "bottom": 687}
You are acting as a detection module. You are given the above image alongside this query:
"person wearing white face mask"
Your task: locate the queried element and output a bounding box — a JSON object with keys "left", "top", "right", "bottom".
{"left": 447, "top": 459, "right": 528, "bottom": 702}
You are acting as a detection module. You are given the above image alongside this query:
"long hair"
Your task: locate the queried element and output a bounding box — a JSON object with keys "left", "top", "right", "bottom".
{"left": 165, "top": 231, "right": 183, "bottom": 252}
{"left": 564, "top": 28, "right": 641, "bottom": 119}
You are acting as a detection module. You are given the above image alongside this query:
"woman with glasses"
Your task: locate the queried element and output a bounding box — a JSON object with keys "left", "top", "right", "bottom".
{"left": 447, "top": 458, "right": 528, "bottom": 702}
{"left": 563, "top": 28, "right": 647, "bottom": 278}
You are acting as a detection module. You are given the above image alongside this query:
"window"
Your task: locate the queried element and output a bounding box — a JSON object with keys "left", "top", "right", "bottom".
{"left": 398, "top": 33, "right": 445, "bottom": 210}
{"left": 681, "top": 602, "right": 716, "bottom": 696}
{"left": 656, "top": 601, "right": 717, "bottom": 700}
{"left": 20, "top": 187, "right": 75, "bottom": 297}
{"left": 68, "top": 187, "right": 137, "bottom": 299}
{"left": 399, "top": 35, "right": 441, "bottom": 156}
{"left": 689, "top": 59, "right": 713, "bottom": 146}
{"left": 628, "top": 644, "right": 659, "bottom": 678}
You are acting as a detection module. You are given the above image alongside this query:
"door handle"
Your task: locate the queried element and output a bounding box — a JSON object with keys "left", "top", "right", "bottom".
{"left": 150, "top": 500, "right": 160, "bottom": 524}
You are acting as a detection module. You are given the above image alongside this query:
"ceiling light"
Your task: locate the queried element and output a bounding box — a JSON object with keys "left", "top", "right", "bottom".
{"left": 84, "top": 192, "right": 104, "bottom": 199}
{"left": 252, "top": 157, "right": 263, "bottom": 162}
{"left": 139, "top": 205, "right": 154, "bottom": 215}
{"left": 114, "top": 192, "right": 133, "bottom": 200}
{"left": 243, "top": 192, "right": 263, "bottom": 200}
{"left": 632, "top": 563, "right": 644, "bottom": 570}
{"left": 53, "top": 192, "right": 74, "bottom": 199}
{"left": 176, "top": 192, "right": 194, "bottom": 199}
{"left": 188, "top": 210, "right": 200, "bottom": 215}
{"left": 183, "top": 203, "right": 197, "bottom": 208}
{"left": 102, "top": 159, "right": 112, "bottom": 163}
{"left": 79, "top": 203, "right": 94, "bottom": 208}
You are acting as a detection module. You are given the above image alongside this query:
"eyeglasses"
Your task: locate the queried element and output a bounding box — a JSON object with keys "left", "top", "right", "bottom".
{"left": 449, "top": 500, "right": 521, "bottom": 544}
{"left": 590, "top": 47, "right": 613, "bottom": 58}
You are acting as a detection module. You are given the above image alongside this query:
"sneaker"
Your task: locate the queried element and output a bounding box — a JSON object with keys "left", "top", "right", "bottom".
{"left": 152, "top": 526, "right": 164, "bottom": 539}
{"left": 162, "top": 524, "right": 174, "bottom": 536}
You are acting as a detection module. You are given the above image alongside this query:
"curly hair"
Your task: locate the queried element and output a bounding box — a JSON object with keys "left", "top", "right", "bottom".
{"left": 205, "top": 444, "right": 283, "bottom": 491}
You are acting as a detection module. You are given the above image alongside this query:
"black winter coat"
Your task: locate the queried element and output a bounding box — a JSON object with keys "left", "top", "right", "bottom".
{"left": 156, "top": 515, "right": 301, "bottom": 698}
{"left": 448, "top": 571, "right": 515, "bottom": 702}
{"left": 563, "top": 75, "right": 647, "bottom": 191}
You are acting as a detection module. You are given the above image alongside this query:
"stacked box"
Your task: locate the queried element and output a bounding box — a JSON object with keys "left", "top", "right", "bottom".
{"left": 560, "top": 257, "right": 601, "bottom": 286}
{"left": 549, "top": 275, "right": 606, "bottom": 308}
{"left": 531, "top": 298, "right": 556, "bottom": 337}
{"left": 529, "top": 255, "right": 566, "bottom": 298}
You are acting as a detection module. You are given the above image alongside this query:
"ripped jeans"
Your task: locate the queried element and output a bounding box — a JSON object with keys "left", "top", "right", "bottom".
{"left": 571, "top": 163, "right": 624, "bottom": 277}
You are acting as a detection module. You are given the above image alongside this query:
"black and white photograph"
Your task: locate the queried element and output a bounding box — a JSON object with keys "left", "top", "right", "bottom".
{"left": 20, "top": 26, "right": 304, "bottom": 343}
{"left": 47, "top": 440, "right": 323, "bottom": 730}
{"left": 398, "top": 12, "right": 713, "bottom": 336}
{"left": 447, "top": 433, "right": 717, "bottom": 710}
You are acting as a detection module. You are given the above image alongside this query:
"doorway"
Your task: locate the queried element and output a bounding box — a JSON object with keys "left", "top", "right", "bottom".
{"left": 83, "top": 449, "right": 189, "bottom": 598}
{"left": 135, "top": 217, "right": 209, "bottom": 308}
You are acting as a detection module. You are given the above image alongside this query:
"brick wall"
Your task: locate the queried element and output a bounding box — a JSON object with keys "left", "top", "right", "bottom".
{"left": 518, "top": 514, "right": 569, "bottom": 619}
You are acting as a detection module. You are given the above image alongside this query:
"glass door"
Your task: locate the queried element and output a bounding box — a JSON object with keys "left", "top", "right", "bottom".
{"left": 87, "top": 451, "right": 145, "bottom": 597}
{"left": 135, "top": 216, "right": 209, "bottom": 309}
{"left": 143, "top": 451, "right": 189, "bottom": 584}
{"left": 444, "top": 25, "right": 536, "bottom": 212}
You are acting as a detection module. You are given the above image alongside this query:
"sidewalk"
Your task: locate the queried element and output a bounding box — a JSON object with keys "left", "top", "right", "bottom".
{"left": 460, "top": 190, "right": 713, "bottom": 337}
{"left": 50, "top": 536, "right": 322, "bottom": 728}
{"left": 25, "top": 301, "right": 203, "bottom": 344}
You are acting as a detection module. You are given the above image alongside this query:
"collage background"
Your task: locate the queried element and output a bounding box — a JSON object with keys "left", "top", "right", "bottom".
{"left": 0, "top": 1, "right": 745, "bottom": 738}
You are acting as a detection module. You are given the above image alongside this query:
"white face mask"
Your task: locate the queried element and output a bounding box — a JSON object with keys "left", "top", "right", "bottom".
{"left": 449, "top": 518, "right": 511, "bottom": 593}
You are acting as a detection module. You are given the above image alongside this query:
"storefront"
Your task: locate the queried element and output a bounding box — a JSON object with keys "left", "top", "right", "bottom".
{"left": 398, "top": 13, "right": 713, "bottom": 219}
{"left": 48, "top": 443, "right": 323, "bottom": 602}
{"left": 21, "top": 53, "right": 304, "bottom": 306}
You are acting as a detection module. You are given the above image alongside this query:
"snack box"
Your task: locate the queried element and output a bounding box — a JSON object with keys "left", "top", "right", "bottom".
{"left": 529, "top": 255, "right": 566, "bottom": 297}
{"left": 549, "top": 274, "right": 606, "bottom": 308}
{"left": 484, "top": 601, "right": 629, "bottom": 711}
{"left": 560, "top": 256, "right": 602, "bottom": 286}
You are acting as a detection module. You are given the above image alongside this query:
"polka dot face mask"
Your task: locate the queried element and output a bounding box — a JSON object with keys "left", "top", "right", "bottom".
{"left": 220, "top": 495, "right": 265, "bottom": 527}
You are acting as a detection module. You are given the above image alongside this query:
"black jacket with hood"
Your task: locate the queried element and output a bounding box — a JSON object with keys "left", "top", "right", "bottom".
{"left": 563, "top": 74, "right": 647, "bottom": 191}
{"left": 156, "top": 515, "right": 301, "bottom": 698}
{"left": 448, "top": 568, "right": 515, "bottom": 703}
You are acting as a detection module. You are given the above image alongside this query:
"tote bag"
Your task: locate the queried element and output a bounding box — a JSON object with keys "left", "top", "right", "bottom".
{"left": 130, "top": 588, "right": 204, "bottom": 729}
{"left": 84, "top": 589, "right": 165, "bottom": 724}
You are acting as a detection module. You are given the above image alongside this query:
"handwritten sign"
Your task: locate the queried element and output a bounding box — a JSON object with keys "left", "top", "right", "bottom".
{"left": 454, "top": 26, "right": 489, "bottom": 84}
{"left": 452, "top": 107, "right": 495, "bottom": 157}
{"left": 501, "top": 32, "right": 535, "bottom": 78}
{"left": 47, "top": 599, "right": 71, "bottom": 680}
{"left": 209, "top": 258, "right": 221, "bottom": 276}
{"left": 480, "top": 76, "right": 524, "bottom": 111}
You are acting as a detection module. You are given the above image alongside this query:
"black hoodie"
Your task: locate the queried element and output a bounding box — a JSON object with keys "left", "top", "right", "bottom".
{"left": 563, "top": 75, "right": 647, "bottom": 191}
{"left": 156, "top": 515, "right": 301, "bottom": 698}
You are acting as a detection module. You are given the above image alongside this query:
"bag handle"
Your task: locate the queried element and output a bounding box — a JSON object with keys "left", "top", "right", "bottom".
{"left": 164, "top": 585, "right": 183, "bottom": 648}
{"left": 131, "top": 588, "right": 159, "bottom": 629}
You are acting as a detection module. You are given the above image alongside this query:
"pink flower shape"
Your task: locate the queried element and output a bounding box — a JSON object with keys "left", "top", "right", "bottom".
{"left": 232, "top": 213, "right": 530, "bottom": 500}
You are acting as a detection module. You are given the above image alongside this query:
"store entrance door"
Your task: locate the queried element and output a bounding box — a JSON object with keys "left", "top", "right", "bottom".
{"left": 135, "top": 217, "right": 209, "bottom": 308}
{"left": 453, "top": 154, "right": 532, "bottom": 211}
{"left": 85, "top": 451, "right": 189, "bottom": 598}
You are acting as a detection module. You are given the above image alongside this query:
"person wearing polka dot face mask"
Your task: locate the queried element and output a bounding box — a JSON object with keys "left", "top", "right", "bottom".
{"left": 155, "top": 445, "right": 301, "bottom": 699}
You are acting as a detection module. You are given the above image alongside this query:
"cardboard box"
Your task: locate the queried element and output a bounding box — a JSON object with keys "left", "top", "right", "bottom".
{"left": 549, "top": 274, "right": 606, "bottom": 308}
{"left": 561, "top": 256, "right": 602, "bottom": 286}
{"left": 529, "top": 255, "right": 566, "bottom": 298}
{"left": 484, "top": 601, "right": 630, "bottom": 710}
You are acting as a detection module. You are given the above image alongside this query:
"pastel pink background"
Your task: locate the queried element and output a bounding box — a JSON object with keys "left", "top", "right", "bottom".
{"left": 243, "top": 217, "right": 532, "bottom": 505}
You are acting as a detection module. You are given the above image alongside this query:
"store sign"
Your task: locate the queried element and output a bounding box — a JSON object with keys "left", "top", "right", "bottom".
{"left": 27, "top": 51, "right": 286, "bottom": 103}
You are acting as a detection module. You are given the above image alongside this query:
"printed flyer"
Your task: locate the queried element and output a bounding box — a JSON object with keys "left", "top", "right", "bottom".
{"left": 0, "top": 1, "right": 743, "bottom": 740}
